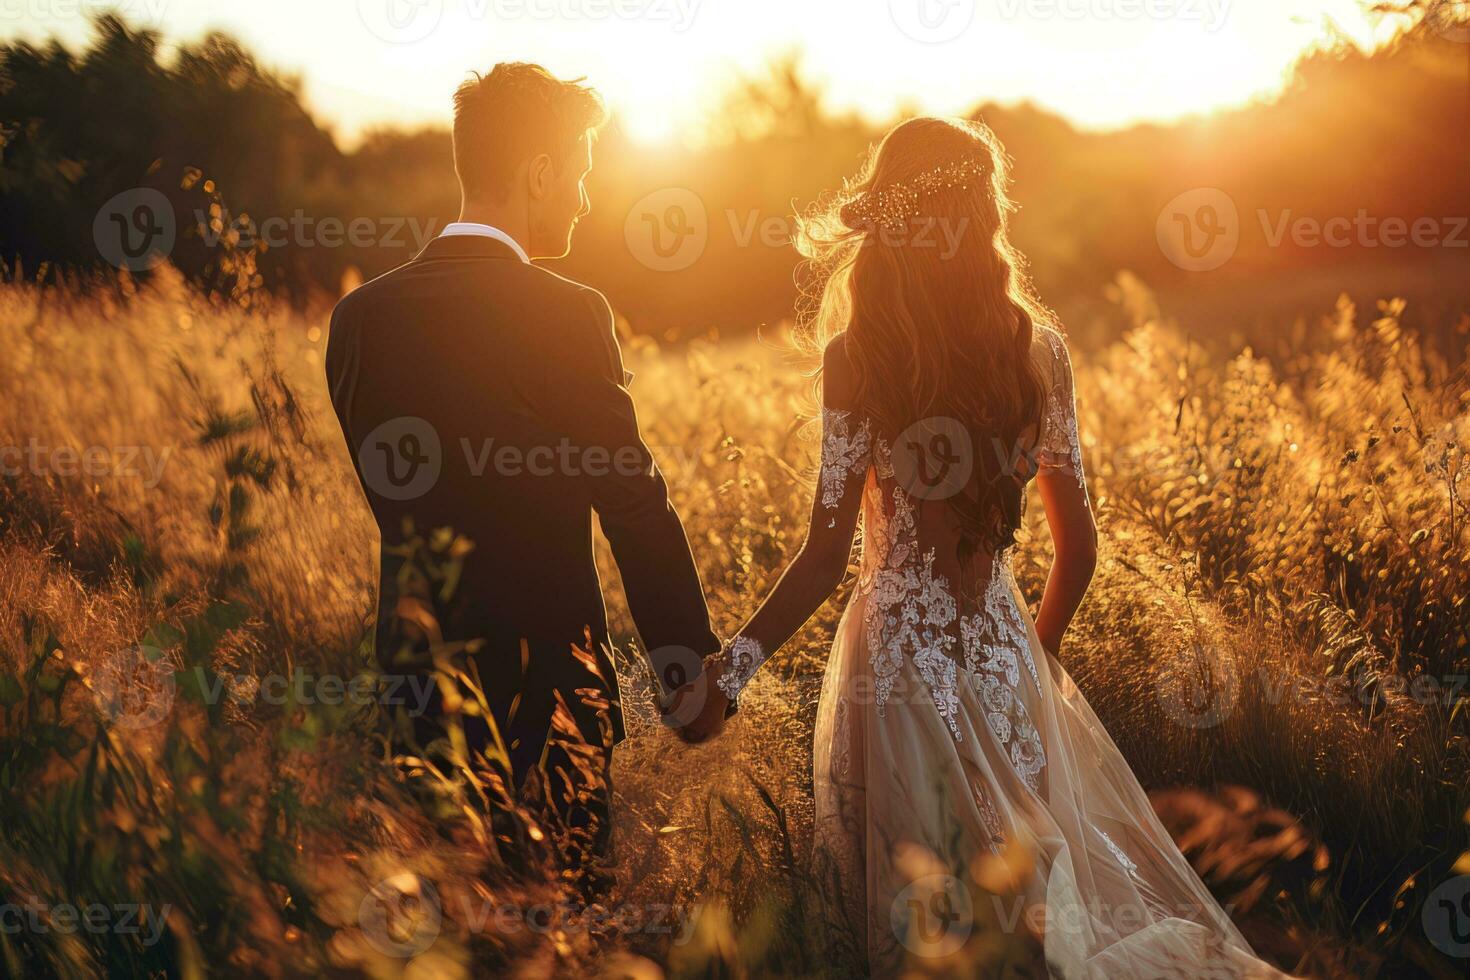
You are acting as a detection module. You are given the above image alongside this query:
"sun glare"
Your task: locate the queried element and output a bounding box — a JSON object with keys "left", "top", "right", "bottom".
{"left": 1, "top": 0, "right": 1416, "bottom": 147}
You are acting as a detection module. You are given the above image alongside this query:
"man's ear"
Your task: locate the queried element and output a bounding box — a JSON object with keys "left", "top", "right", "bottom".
{"left": 526, "top": 152, "right": 554, "bottom": 201}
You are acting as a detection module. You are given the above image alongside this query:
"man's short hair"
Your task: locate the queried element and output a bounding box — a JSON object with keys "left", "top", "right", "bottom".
{"left": 451, "top": 63, "right": 606, "bottom": 200}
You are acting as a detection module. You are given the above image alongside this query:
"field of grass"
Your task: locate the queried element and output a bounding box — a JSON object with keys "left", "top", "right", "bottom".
{"left": 0, "top": 264, "right": 1467, "bottom": 978}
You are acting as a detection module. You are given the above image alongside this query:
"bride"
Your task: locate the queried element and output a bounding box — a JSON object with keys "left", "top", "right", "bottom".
{"left": 685, "top": 117, "right": 1289, "bottom": 978}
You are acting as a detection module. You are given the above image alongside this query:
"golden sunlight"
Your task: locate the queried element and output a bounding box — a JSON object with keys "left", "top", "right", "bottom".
{"left": 2, "top": 0, "right": 1412, "bottom": 144}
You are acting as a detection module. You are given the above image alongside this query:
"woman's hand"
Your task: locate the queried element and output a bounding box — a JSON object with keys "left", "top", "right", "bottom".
{"left": 660, "top": 669, "right": 731, "bottom": 744}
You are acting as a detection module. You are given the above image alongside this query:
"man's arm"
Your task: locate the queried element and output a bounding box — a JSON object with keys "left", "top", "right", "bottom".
{"left": 531, "top": 287, "right": 721, "bottom": 700}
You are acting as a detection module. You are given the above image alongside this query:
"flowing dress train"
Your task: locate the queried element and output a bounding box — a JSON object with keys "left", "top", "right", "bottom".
{"left": 799, "top": 328, "right": 1287, "bottom": 978}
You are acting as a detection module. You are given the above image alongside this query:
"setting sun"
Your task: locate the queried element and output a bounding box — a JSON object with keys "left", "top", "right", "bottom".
{"left": 2, "top": 0, "right": 1412, "bottom": 145}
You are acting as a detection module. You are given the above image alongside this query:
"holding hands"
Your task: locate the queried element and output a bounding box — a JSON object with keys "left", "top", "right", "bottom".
{"left": 659, "top": 650, "right": 735, "bottom": 744}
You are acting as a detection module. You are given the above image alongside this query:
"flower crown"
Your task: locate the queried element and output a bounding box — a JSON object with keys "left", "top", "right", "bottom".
{"left": 841, "top": 157, "right": 990, "bottom": 231}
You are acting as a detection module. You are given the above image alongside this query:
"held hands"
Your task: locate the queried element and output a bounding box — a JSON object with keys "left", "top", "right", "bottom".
{"left": 659, "top": 652, "right": 733, "bottom": 744}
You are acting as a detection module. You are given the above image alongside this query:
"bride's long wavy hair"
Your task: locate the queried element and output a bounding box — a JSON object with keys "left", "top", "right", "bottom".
{"left": 796, "top": 116, "right": 1053, "bottom": 555}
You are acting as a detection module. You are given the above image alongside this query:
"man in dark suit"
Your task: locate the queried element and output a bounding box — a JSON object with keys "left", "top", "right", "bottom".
{"left": 324, "top": 64, "right": 728, "bottom": 871}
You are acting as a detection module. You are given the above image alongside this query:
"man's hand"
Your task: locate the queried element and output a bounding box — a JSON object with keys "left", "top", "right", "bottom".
{"left": 660, "top": 670, "right": 730, "bottom": 744}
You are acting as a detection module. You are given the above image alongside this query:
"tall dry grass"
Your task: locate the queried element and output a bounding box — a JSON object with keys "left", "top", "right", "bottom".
{"left": 0, "top": 265, "right": 1466, "bottom": 978}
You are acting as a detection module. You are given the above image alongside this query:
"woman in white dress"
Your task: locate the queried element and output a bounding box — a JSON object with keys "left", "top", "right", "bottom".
{"left": 691, "top": 117, "right": 1289, "bottom": 978}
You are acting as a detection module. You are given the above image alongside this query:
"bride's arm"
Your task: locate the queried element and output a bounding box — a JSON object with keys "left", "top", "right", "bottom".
{"left": 707, "top": 339, "right": 869, "bottom": 704}
{"left": 1035, "top": 471, "right": 1096, "bottom": 655}
{"left": 1032, "top": 333, "right": 1097, "bottom": 655}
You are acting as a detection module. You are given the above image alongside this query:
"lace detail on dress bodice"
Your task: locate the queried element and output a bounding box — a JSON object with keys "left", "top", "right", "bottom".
{"left": 715, "top": 330, "right": 1083, "bottom": 800}
{"left": 855, "top": 434, "right": 1048, "bottom": 792}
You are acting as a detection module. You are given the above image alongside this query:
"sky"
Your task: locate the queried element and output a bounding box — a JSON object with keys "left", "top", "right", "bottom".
{"left": 0, "top": 0, "right": 1409, "bottom": 146}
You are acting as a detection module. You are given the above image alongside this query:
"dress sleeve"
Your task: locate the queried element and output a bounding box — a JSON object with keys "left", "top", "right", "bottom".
{"left": 1035, "top": 330, "right": 1085, "bottom": 488}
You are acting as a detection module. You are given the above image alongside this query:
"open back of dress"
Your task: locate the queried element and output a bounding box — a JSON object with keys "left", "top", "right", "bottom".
{"left": 811, "top": 325, "right": 1287, "bottom": 978}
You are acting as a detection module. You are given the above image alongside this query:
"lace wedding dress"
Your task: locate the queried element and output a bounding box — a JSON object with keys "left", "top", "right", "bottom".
{"left": 716, "top": 327, "right": 1287, "bottom": 978}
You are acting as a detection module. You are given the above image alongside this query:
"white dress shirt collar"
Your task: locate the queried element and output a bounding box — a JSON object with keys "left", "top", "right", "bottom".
{"left": 438, "top": 222, "right": 530, "bottom": 263}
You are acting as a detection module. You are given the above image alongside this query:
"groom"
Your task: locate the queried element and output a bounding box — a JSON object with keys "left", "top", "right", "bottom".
{"left": 324, "top": 64, "right": 728, "bottom": 853}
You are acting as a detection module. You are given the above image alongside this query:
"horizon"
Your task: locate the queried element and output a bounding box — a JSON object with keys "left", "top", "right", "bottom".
{"left": 0, "top": 1, "right": 1414, "bottom": 147}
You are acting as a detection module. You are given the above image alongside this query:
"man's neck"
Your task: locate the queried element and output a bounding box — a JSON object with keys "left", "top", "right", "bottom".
{"left": 457, "top": 202, "right": 531, "bottom": 256}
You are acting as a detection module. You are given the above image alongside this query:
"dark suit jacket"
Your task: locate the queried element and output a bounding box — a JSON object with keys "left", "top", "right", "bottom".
{"left": 324, "top": 233, "right": 718, "bottom": 752}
